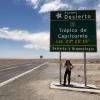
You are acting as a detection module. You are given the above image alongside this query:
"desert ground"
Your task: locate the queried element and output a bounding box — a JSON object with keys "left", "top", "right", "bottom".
{"left": 0, "top": 59, "right": 100, "bottom": 100}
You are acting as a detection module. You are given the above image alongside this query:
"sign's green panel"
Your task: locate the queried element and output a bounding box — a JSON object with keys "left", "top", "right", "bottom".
{"left": 50, "top": 10, "right": 97, "bottom": 52}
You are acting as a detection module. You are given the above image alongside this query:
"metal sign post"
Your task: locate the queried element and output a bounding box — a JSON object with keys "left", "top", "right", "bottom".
{"left": 84, "top": 52, "right": 87, "bottom": 86}
{"left": 59, "top": 52, "right": 62, "bottom": 84}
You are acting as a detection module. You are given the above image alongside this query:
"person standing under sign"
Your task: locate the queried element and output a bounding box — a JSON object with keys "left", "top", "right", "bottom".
{"left": 63, "top": 60, "right": 73, "bottom": 86}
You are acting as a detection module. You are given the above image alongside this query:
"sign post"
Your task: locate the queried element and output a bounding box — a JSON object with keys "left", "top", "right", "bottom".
{"left": 59, "top": 52, "right": 62, "bottom": 84}
{"left": 50, "top": 10, "right": 97, "bottom": 86}
{"left": 84, "top": 52, "right": 87, "bottom": 86}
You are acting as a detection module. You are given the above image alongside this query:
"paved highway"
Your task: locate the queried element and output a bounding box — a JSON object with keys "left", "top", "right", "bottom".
{"left": 0, "top": 60, "right": 48, "bottom": 84}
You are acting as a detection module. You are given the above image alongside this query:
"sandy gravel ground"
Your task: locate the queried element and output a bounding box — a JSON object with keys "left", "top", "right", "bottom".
{"left": 28, "top": 62, "right": 100, "bottom": 100}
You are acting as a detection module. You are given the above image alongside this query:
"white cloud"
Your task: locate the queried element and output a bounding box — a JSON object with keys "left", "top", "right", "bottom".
{"left": 0, "top": 28, "right": 49, "bottom": 50}
{"left": 26, "top": 0, "right": 39, "bottom": 9}
{"left": 26, "top": 0, "right": 38, "bottom": 5}
{"left": 25, "top": 0, "right": 69, "bottom": 13}
{"left": 39, "top": 0, "right": 69, "bottom": 13}
{"left": 97, "top": 10, "right": 100, "bottom": 24}
{"left": 73, "top": 0, "right": 86, "bottom": 4}
{"left": 98, "top": 3, "right": 100, "bottom": 7}
{"left": 78, "top": 7, "right": 87, "bottom": 10}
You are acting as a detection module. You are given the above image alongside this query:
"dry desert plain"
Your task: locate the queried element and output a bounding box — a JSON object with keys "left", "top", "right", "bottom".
{"left": 0, "top": 59, "right": 100, "bottom": 86}
{"left": 0, "top": 59, "right": 100, "bottom": 100}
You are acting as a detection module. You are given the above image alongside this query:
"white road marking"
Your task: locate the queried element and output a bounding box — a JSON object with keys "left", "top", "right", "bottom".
{"left": 0, "top": 66, "right": 19, "bottom": 72}
{"left": 50, "top": 82, "right": 100, "bottom": 94}
{"left": 0, "top": 62, "right": 48, "bottom": 88}
{"left": 0, "top": 63, "right": 35, "bottom": 72}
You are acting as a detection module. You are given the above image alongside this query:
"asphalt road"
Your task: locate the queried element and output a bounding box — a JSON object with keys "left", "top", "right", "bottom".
{"left": 0, "top": 60, "right": 48, "bottom": 84}
{"left": 0, "top": 60, "right": 100, "bottom": 100}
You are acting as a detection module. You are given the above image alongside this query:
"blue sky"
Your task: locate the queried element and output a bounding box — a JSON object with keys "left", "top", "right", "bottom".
{"left": 0, "top": 0, "right": 100, "bottom": 59}
{"left": 0, "top": 0, "right": 49, "bottom": 32}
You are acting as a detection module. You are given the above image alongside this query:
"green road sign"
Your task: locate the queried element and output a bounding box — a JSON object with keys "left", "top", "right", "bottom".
{"left": 50, "top": 10, "right": 97, "bottom": 52}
